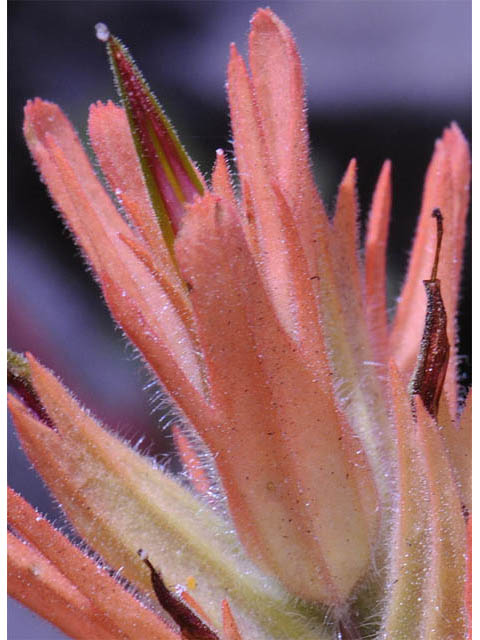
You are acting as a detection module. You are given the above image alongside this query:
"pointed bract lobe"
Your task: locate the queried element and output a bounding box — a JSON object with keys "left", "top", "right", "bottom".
{"left": 365, "top": 160, "right": 392, "bottom": 365}
{"left": 172, "top": 425, "right": 211, "bottom": 496}
{"left": 222, "top": 601, "right": 244, "bottom": 640}
{"left": 177, "top": 588, "right": 214, "bottom": 629}
{"left": 331, "top": 159, "right": 368, "bottom": 361}
{"left": 211, "top": 149, "right": 238, "bottom": 216}
{"left": 248, "top": 8, "right": 309, "bottom": 203}
{"left": 248, "top": 7, "right": 331, "bottom": 285}
{"left": 176, "top": 192, "right": 378, "bottom": 605}
{"left": 333, "top": 159, "right": 361, "bottom": 282}
{"left": 24, "top": 99, "right": 129, "bottom": 242}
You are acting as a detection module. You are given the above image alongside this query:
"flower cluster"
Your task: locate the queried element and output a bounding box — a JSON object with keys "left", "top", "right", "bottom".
{"left": 8, "top": 8, "right": 470, "bottom": 640}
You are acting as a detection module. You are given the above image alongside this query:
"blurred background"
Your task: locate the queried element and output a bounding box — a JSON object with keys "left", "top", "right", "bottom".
{"left": 8, "top": 1, "right": 471, "bottom": 637}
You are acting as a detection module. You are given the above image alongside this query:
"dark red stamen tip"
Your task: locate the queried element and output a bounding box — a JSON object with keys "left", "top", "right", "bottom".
{"left": 138, "top": 550, "right": 219, "bottom": 640}
{"left": 431, "top": 208, "right": 443, "bottom": 281}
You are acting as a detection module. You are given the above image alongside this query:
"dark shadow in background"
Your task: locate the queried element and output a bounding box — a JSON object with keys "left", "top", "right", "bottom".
{"left": 8, "top": 1, "right": 471, "bottom": 637}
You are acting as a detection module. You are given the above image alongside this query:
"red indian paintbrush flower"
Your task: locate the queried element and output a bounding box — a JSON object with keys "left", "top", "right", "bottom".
{"left": 8, "top": 8, "right": 471, "bottom": 639}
